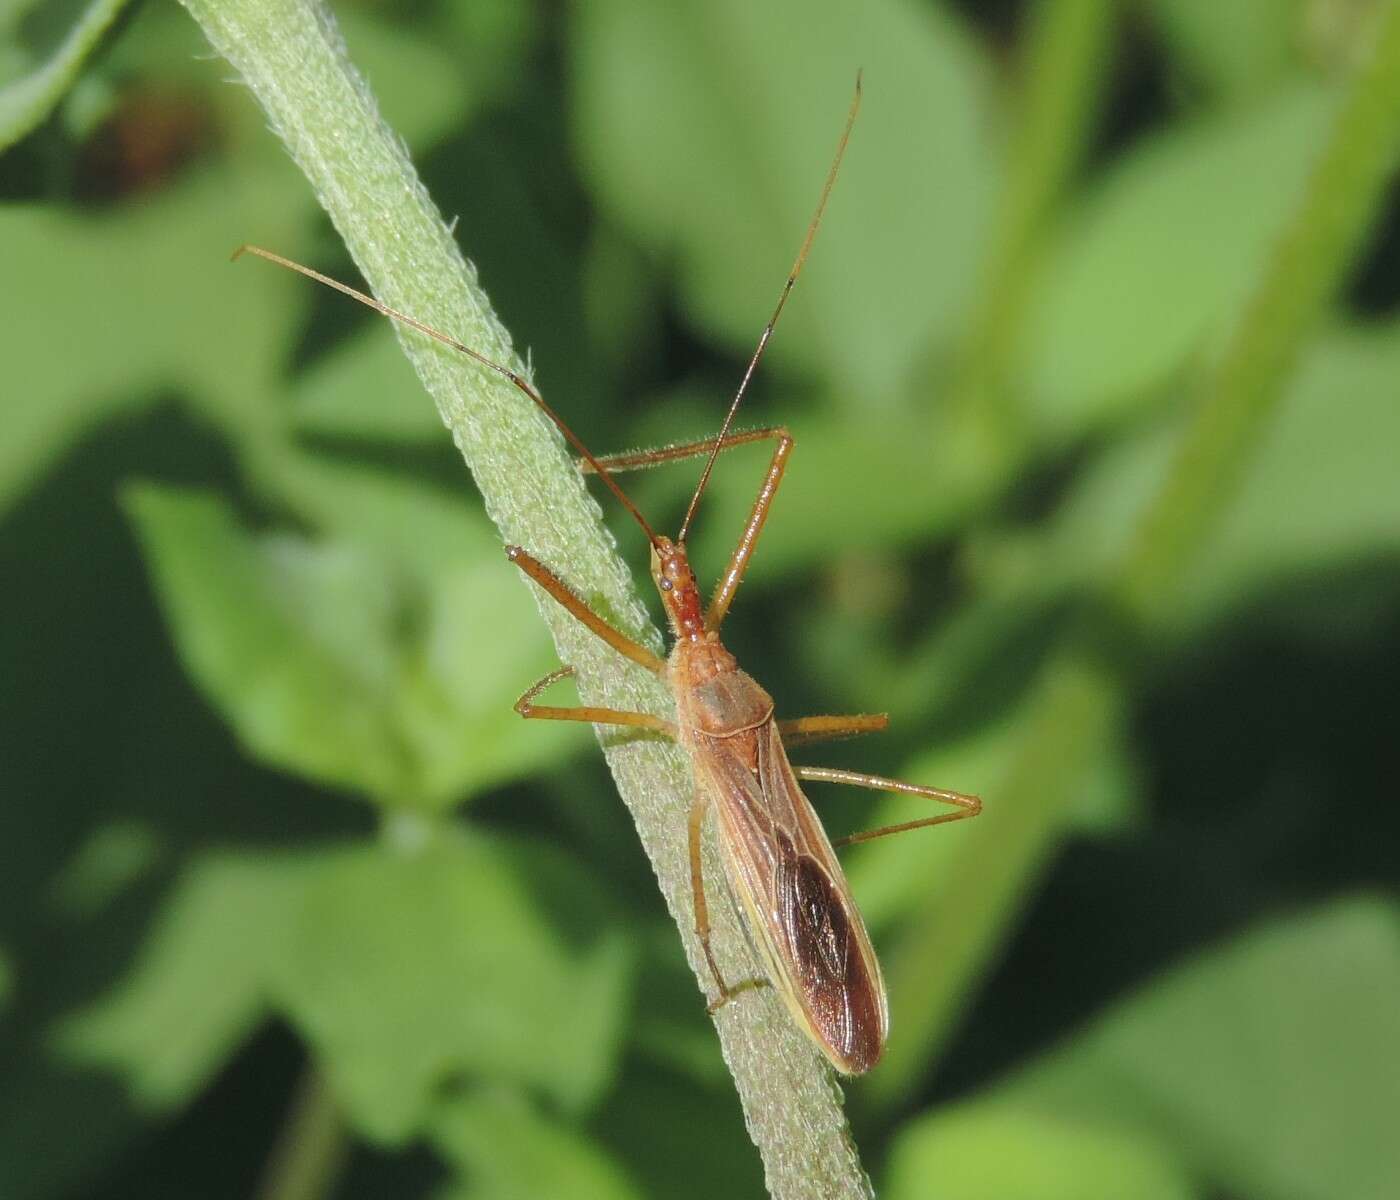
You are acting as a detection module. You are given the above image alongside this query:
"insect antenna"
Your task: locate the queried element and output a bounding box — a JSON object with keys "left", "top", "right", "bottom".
{"left": 231, "top": 244, "right": 662, "bottom": 547}
{"left": 676, "top": 71, "right": 862, "bottom": 545}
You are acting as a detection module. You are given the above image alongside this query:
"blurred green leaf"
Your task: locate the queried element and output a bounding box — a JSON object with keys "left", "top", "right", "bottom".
{"left": 843, "top": 708, "right": 1139, "bottom": 933}
{"left": 51, "top": 831, "right": 632, "bottom": 1148}
{"left": 262, "top": 455, "right": 588, "bottom": 805}
{"left": 1006, "top": 898, "right": 1400, "bottom": 1200}
{"left": 0, "top": 2, "right": 476, "bottom": 518}
{"left": 1182, "top": 320, "right": 1400, "bottom": 621}
{"left": 273, "top": 452, "right": 495, "bottom": 579}
{"left": 1019, "top": 85, "right": 1338, "bottom": 440}
{"left": 571, "top": 0, "right": 996, "bottom": 404}
{"left": 270, "top": 831, "right": 633, "bottom": 1143}
{"left": 437, "top": 0, "right": 540, "bottom": 98}
{"left": 1030, "top": 320, "right": 1400, "bottom": 625}
{"left": 431, "top": 1087, "right": 642, "bottom": 1200}
{"left": 685, "top": 409, "right": 973, "bottom": 581}
{"left": 47, "top": 821, "right": 164, "bottom": 919}
{"left": 51, "top": 852, "right": 286, "bottom": 1109}
{"left": 1144, "top": 0, "right": 1308, "bottom": 103}
{"left": 335, "top": 9, "right": 480, "bottom": 151}
{"left": 0, "top": 0, "right": 130, "bottom": 151}
{"left": 290, "top": 328, "right": 445, "bottom": 443}
{"left": 125, "top": 476, "right": 582, "bottom": 808}
{"left": 842, "top": 724, "right": 1014, "bottom": 932}
{"left": 884, "top": 1103, "right": 1197, "bottom": 1200}
{"left": 0, "top": 179, "right": 302, "bottom": 517}
{"left": 125, "top": 484, "right": 416, "bottom": 802}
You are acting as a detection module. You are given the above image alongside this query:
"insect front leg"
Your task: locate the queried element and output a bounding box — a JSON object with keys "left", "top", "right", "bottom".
{"left": 580, "top": 428, "right": 795, "bottom": 635}
{"left": 705, "top": 428, "right": 792, "bottom": 632}
{"left": 506, "top": 546, "right": 665, "bottom": 674}
{"left": 791, "top": 766, "right": 982, "bottom": 846}
{"left": 583, "top": 426, "right": 787, "bottom": 475}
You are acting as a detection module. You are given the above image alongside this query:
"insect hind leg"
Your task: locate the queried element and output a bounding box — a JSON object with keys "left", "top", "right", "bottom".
{"left": 506, "top": 545, "right": 665, "bottom": 675}
{"left": 791, "top": 765, "right": 982, "bottom": 846}
{"left": 706, "top": 977, "right": 770, "bottom": 1015}
{"left": 688, "top": 792, "right": 769, "bottom": 1012}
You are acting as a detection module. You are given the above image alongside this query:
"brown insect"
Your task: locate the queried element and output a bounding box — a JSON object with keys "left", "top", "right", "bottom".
{"left": 235, "top": 75, "right": 980, "bottom": 1075}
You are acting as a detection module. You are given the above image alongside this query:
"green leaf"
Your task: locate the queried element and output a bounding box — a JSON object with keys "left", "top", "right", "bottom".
{"left": 684, "top": 409, "right": 976, "bottom": 580}
{"left": 430, "top": 1087, "right": 642, "bottom": 1200}
{"left": 0, "top": 0, "right": 479, "bottom": 515}
{"left": 1006, "top": 899, "right": 1400, "bottom": 1200}
{"left": 1029, "top": 320, "right": 1400, "bottom": 625}
{"left": 1144, "top": 0, "right": 1310, "bottom": 103}
{"left": 571, "top": 0, "right": 995, "bottom": 404}
{"left": 50, "top": 852, "right": 288, "bottom": 1109}
{"left": 0, "top": 6, "right": 334, "bottom": 509}
{"left": 0, "top": 177, "right": 303, "bottom": 517}
{"left": 126, "top": 476, "right": 581, "bottom": 807}
{"left": 844, "top": 710, "right": 1139, "bottom": 932}
{"left": 124, "top": 484, "right": 416, "bottom": 801}
{"left": 269, "top": 832, "right": 633, "bottom": 1143}
{"left": 884, "top": 1103, "right": 1197, "bottom": 1200}
{"left": 46, "top": 821, "right": 164, "bottom": 919}
{"left": 0, "top": 0, "right": 131, "bottom": 151}
{"left": 290, "top": 327, "right": 446, "bottom": 443}
{"left": 51, "top": 832, "right": 632, "bottom": 1148}
{"left": 335, "top": 9, "right": 480, "bottom": 151}
{"left": 1181, "top": 320, "right": 1400, "bottom": 622}
{"left": 263, "top": 456, "right": 588, "bottom": 807}
{"left": 1019, "top": 85, "right": 1339, "bottom": 440}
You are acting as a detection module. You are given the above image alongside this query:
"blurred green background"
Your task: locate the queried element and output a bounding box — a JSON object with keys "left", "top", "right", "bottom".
{"left": 3, "top": 0, "right": 1399, "bottom": 1197}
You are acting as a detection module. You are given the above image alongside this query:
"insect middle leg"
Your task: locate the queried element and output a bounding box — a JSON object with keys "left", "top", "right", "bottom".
{"left": 777, "top": 713, "right": 889, "bottom": 747}
{"left": 791, "top": 766, "right": 982, "bottom": 846}
{"left": 514, "top": 666, "right": 676, "bottom": 736}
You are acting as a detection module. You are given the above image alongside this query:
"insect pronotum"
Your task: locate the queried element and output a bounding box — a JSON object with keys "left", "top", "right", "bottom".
{"left": 235, "top": 73, "right": 981, "bottom": 1075}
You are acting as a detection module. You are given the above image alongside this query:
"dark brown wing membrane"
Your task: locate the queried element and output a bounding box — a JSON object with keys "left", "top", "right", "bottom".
{"left": 774, "top": 831, "right": 884, "bottom": 1073}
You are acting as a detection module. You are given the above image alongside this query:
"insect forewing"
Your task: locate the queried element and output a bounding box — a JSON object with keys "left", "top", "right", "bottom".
{"left": 698, "top": 720, "right": 889, "bottom": 1074}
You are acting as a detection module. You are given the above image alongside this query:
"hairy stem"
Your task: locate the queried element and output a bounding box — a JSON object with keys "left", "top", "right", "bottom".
{"left": 176, "top": 1, "right": 870, "bottom": 1196}
{"left": 253, "top": 1066, "right": 347, "bottom": 1200}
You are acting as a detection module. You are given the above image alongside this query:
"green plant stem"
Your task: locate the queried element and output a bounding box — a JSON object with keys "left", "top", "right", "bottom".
{"left": 869, "top": 0, "right": 1400, "bottom": 1111}
{"left": 945, "top": 0, "right": 1117, "bottom": 456}
{"left": 254, "top": 1066, "right": 347, "bottom": 1200}
{"left": 176, "top": 1, "right": 871, "bottom": 1196}
{"left": 1114, "top": 7, "right": 1400, "bottom": 626}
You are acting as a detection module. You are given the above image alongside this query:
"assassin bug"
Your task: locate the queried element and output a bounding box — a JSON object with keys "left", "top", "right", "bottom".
{"left": 235, "top": 75, "right": 980, "bottom": 1074}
